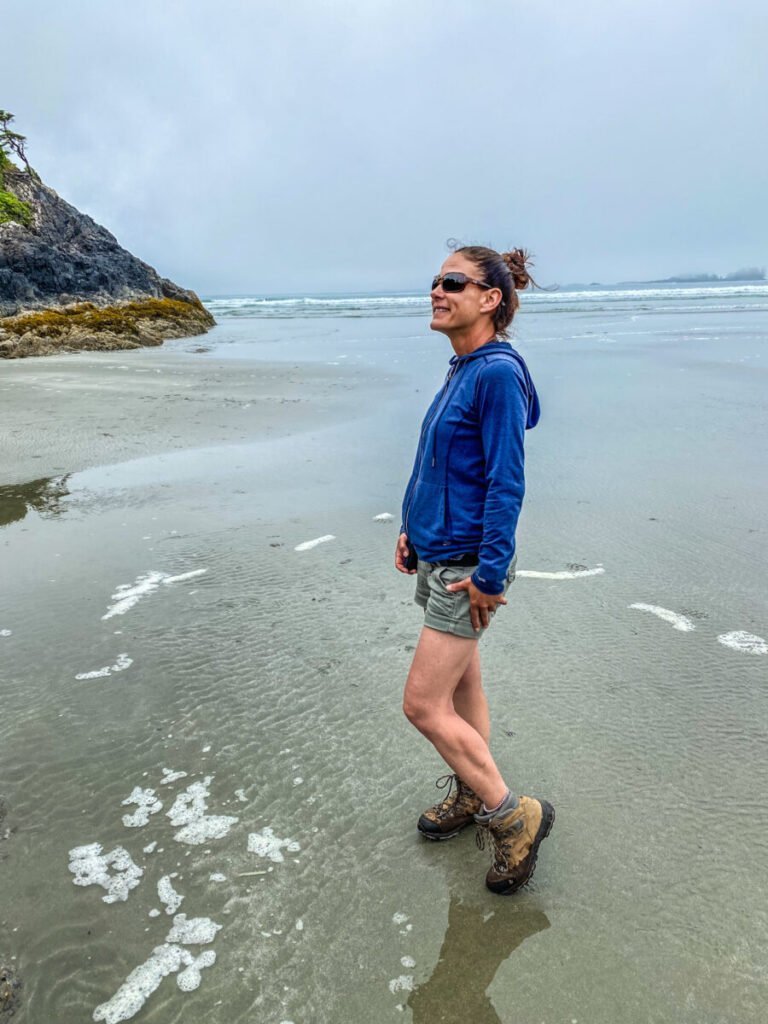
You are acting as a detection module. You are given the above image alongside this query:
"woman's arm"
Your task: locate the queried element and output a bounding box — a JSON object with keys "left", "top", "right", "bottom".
{"left": 470, "top": 358, "right": 528, "bottom": 595}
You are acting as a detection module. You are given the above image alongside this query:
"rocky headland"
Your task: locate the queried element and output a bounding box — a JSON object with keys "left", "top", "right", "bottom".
{"left": 0, "top": 146, "right": 214, "bottom": 358}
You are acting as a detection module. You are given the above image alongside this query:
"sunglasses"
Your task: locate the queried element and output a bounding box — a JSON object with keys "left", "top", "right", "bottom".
{"left": 431, "top": 272, "right": 492, "bottom": 293}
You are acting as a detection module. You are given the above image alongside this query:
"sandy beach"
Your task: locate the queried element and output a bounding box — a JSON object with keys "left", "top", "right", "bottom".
{"left": 1, "top": 294, "right": 767, "bottom": 1024}
{"left": 0, "top": 348, "right": 392, "bottom": 487}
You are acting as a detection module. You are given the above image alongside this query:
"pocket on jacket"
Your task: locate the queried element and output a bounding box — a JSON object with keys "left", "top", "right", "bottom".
{"left": 407, "top": 479, "right": 448, "bottom": 535}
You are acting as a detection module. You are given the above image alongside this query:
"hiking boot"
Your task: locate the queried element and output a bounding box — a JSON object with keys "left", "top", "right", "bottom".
{"left": 417, "top": 774, "right": 483, "bottom": 841}
{"left": 475, "top": 792, "right": 555, "bottom": 895}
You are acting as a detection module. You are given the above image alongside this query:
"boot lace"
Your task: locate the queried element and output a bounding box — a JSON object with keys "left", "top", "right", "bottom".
{"left": 431, "top": 773, "right": 459, "bottom": 820}
{"left": 475, "top": 817, "right": 521, "bottom": 870}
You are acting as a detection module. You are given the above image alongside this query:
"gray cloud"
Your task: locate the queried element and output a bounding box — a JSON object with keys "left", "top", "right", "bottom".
{"left": 4, "top": 0, "right": 766, "bottom": 293}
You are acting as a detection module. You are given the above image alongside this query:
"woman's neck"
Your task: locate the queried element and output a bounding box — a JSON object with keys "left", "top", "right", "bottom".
{"left": 449, "top": 324, "right": 498, "bottom": 358}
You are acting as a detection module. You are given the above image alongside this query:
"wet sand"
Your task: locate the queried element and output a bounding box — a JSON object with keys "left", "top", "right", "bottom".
{"left": 1, "top": 309, "right": 767, "bottom": 1024}
{"left": 0, "top": 347, "right": 391, "bottom": 487}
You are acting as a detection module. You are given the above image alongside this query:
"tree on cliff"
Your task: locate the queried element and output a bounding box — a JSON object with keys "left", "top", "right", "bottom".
{"left": 0, "top": 110, "right": 34, "bottom": 227}
{"left": 0, "top": 110, "right": 38, "bottom": 179}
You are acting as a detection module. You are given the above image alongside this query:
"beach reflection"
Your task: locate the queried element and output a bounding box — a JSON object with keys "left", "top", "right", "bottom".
{"left": 408, "top": 895, "right": 550, "bottom": 1023}
{"left": 0, "top": 475, "right": 70, "bottom": 527}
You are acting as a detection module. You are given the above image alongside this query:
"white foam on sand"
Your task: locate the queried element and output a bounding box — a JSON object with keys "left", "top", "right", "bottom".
{"left": 177, "top": 950, "right": 216, "bottom": 991}
{"left": 92, "top": 943, "right": 216, "bottom": 1023}
{"left": 401, "top": 955, "right": 415, "bottom": 968}
{"left": 102, "top": 569, "right": 207, "bottom": 619}
{"left": 517, "top": 567, "right": 605, "bottom": 580}
{"left": 629, "top": 603, "right": 695, "bottom": 632}
{"left": 158, "top": 875, "right": 184, "bottom": 915}
{"left": 102, "top": 571, "right": 166, "bottom": 619}
{"left": 68, "top": 843, "right": 143, "bottom": 903}
{"left": 373, "top": 513, "right": 394, "bottom": 522}
{"left": 166, "top": 777, "right": 239, "bottom": 845}
{"left": 165, "top": 913, "right": 222, "bottom": 945}
{"left": 388, "top": 975, "right": 414, "bottom": 994}
{"left": 392, "top": 912, "right": 408, "bottom": 925}
{"left": 75, "top": 654, "right": 133, "bottom": 680}
{"left": 294, "top": 535, "right": 335, "bottom": 551}
{"left": 247, "top": 827, "right": 301, "bottom": 863}
{"left": 209, "top": 873, "right": 227, "bottom": 882}
{"left": 143, "top": 842, "right": 158, "bottom": 854}
{"left": 163, "top": 569, "right": 208, "bottom": 585}
{"left": 160, "top": 768, "right": 188, "bottom": 785}
{"left": 0, "top": 629, "right": 12, "bottom": 637}
{"left": 717, "top": 630, "right": 768, "bottom": 655}
{"left": 122, "top": 787, "right": 163, "bottom": 828}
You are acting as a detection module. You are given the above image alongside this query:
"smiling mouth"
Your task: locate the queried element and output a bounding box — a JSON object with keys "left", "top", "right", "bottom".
{"left": 432, "top": 306, "right": 449, "bottom": 314}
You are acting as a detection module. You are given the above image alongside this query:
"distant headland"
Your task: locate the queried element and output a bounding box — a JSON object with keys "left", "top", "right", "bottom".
{"left": 627, "top": 267, "right": 766, "bottom": 285}
{"left": 0, "top": 111, "right": 215, "bottom": 358}
{"left": 561, "top": 267, "right": 766, "bottom": 291}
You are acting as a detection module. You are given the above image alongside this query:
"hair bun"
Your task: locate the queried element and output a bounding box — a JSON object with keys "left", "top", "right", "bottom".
{"left": 502, "top": 248, "right": 533, "bottom": 291}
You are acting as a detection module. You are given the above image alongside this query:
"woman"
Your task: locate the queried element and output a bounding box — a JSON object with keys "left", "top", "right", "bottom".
{"left": 396, "top": 244, "right": 554, "bottom": 895}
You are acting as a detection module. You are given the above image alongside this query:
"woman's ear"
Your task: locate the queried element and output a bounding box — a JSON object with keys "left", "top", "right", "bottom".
{"left": 481, "top": 288, "right": 502, "bottom": 314}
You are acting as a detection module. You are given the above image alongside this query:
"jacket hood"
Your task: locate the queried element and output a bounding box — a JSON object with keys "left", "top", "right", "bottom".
{"left": 451, "top": 340, "right": 541, "bottom": 429}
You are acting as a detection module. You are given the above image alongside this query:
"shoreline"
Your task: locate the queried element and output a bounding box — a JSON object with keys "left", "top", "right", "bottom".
{"left": 0, "top": 345, "right": 396, "bottom": 487}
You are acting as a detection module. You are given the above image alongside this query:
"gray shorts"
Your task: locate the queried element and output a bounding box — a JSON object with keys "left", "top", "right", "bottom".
{"left": 414, "top": 557, "right": 516, "bottom": 639}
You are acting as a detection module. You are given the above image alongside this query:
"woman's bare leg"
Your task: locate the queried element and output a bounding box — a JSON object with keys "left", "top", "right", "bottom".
{"left": 452, "top": 646, "right": 490, "bottom": 746}
{"left": 403, "top": 626, "right": 507, "bottom": 808}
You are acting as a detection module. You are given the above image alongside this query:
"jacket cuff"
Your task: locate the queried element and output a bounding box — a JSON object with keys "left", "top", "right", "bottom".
{"left": 471, "top": 570, "right": 504, "bottom": 596}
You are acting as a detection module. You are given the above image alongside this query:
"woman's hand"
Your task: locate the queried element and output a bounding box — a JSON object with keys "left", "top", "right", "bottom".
{"left": 445, "top": 576, "right": 507, "bottom": 631}
{"left": 395, "top": 532, "right": 417, "bottom": 574}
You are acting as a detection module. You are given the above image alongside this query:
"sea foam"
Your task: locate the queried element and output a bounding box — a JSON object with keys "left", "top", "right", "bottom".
{"left": 122, "top": 787, "right": 163, "bottom": 828}
{"left": 76, "top": 653, "right": 133, "bottom": 680}
{"left": 247, "top": 827, "right": 300, "bottom": 862}
{"left": 165, "top": 913, "right": 222, "bottom": 945}
{"left": 517, "top": 567, "right": 605, "bottom": 580}
{"left": 717, "top": 630, "right": 767, "bottom": 655}
{"left": 102, "top": 569, "right": 207, "bottom": 620}
{"left": 68, "top": 843, "right": 143, "bottom": 903}
{"left": 92, "top": 942, "right": 216, "bottom": 1023}
{"left": 294, "top": 535, "right": 335, "bottom": 552}
{"left": 157, "top": 875, "right": 184, "bottom": 915}
{"left": 629, "top": 603, "right": 695, "bottom": 632}
{"left": 166, "top": 777, "right": 239, "bottom": 845}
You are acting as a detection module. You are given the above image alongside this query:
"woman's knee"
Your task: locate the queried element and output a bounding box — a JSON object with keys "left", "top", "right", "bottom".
{"left": 402, "top": 691, "right": 439, "bottom": 735}
{"left": 402, "top": 691, "right": 425, "bottom": 727}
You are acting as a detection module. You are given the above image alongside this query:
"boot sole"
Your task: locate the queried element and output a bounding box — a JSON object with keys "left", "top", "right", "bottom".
{"left": 417, "top": 818, "right": 473, "bottom": 841}
{"left": 486, "top": 799, "right": 555, "bottom": 895}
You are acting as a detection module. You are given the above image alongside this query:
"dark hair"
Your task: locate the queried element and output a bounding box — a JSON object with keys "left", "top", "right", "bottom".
{"left": 449, "top": 242, "right": 537, "bottom": 339}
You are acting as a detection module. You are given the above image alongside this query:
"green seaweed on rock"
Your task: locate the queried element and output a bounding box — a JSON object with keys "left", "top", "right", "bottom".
{"left": 0, "top": 189, "right": 31, "bottom": 227}
{"left": 1, "top": 298, "right": 211, "bottom": 339}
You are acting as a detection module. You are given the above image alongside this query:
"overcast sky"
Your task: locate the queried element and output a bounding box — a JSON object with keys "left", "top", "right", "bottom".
{"left": 3, "top": 1, "right": 767, "bottom": 294}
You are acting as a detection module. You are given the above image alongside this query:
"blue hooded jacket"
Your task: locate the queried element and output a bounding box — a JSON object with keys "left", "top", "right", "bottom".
{"left": 401, "top": 340, "right": 540, "bottom": 595}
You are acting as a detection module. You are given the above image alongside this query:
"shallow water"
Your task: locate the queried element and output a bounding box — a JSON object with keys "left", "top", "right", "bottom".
{"left": 1, "top": 293, "right": 767, "bottom": 1023}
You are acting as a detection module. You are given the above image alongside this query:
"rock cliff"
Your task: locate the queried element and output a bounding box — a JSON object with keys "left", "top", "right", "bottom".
{"left": 0, "top": 163, "right": 215, "bottom": 357}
